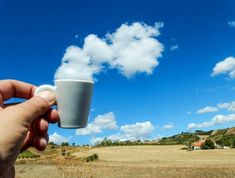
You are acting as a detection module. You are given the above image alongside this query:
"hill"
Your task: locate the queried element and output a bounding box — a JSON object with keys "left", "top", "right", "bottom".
{"left": 208, "top": 127, "right": 235, "bottom": 147}
{"left": 158, "top": 127, "right": 235, "bottom": 147}
{"left": 158, "top": 132, "right": 200, "bottom": 145}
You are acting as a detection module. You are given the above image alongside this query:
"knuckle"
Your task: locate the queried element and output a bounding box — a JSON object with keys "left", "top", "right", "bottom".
{"left": 28, "top": 97, "right": 50, "bottom": 112}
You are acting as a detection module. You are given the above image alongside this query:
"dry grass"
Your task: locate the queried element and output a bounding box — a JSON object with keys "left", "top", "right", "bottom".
{"left": 15, "top": 145, "right": 235, "bottom": 178}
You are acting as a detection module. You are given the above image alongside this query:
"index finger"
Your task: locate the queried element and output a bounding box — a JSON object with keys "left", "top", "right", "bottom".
{"left": 0, "top": 80, "right": 36, "bottom": 106}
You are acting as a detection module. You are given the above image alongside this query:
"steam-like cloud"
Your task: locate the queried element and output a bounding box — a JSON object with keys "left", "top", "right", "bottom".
{"left": 211, "top": 57, "right": 235, "bottom": 78}
{"left": 187, "top": 114, "right": 235, "bottom": 130}
{"left": 55, "top": 22, "right": 164, "bottom": 81}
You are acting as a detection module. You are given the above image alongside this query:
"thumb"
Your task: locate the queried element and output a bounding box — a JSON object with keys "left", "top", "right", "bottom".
{"left": 10, "top": 91, "right": 56, "bottom": 125}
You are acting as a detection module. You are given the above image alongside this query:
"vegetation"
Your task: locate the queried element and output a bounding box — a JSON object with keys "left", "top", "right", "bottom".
{"left": 18, "top": 150, "right": 40, "bottom": 159}
{"left": 86, "top": 153, "right": 99, "bottom": 162}
{"left": 94, "top": 133, "right": 200, "bottom": 147}
{"left": 61, "top": 142, "right": 69, "bottom": 146}
{"left": 201, "top": 139, "right": 215, "bottom": 150}
{"left": 158, "top": 132, "right": 200, "bottom": 146}
{"left": 48, "top": 141, "right": 56, "bottom": 145}
{"left": 95, "top": 138, "right": 147, "bottom": 147}
{"left": 195, "top": 130, "right": 213, "bottom": 135}
{"left": 207, "top": 127, "right": 235, "bottom": 148}
{"left": 216, "top": 135, "right": 235, "bottom": 148}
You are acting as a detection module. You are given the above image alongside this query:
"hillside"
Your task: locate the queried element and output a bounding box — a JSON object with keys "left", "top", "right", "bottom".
{"left": 158, "top": 132, "right": 200, "bottom": 145}
{"left": 158, "top": 127, "right": 235, "bottom": 147}
{"left": 208, "top": 127, "right": 235, "bottom": 147}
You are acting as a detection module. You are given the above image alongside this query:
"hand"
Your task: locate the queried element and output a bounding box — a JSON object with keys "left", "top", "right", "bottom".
{"left": 0, "top": 80, "right": 59, "bottom": 178}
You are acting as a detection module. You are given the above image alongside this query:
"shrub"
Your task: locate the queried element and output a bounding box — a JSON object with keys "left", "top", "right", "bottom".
{"left": 86, "top": 153, "right": 99, "bottom": 162}
{"left": 93, "top": 153, "right": 98, "bottom": 159}
{"left": 201, "top": 139, "right": 215, "bottom": 150}
{"left": 18, "top": 150, "right": 40, "bottom": 159}
{"left": 61, "top": 142, "right": 69, "bottom": 146}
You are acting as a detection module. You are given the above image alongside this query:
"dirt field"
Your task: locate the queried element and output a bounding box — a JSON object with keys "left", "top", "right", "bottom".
{"left": 15, "top": 145, "right": 235, "bottom": 178}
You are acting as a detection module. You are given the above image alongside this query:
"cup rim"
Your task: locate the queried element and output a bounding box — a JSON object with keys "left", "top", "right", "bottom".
{"left": 55, "top": 79, "right": 94, "bottom": 84}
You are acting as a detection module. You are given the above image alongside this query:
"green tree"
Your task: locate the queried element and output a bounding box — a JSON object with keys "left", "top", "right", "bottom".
{"left": 61, "top": 142, "right": 69, "bottom": 146}
{"left": 201, "top": 139, "right": 215, "bottom": 150}
{"left": 48, "top": 141, "right": 56, "bottom": 145}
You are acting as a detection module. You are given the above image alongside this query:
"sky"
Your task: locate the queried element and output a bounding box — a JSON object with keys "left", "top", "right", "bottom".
{"left": 1, "top": 0, "right": 235, "bottom": 145}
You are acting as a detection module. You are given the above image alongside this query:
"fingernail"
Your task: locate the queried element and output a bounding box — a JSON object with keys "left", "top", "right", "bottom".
{"left": 40, "top": 138, "right": 47, "bottom": 147}
{"left": 35, "top": 91, "right": 56, "bottom": 105}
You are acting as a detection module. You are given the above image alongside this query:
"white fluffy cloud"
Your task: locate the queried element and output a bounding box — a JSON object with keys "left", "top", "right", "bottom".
{"left": 162, "top": 122, "right": 175, "bottom": 130}
{"left": 120, "top": 121, "right": 154, "bottom": 139}
{"left": 187, "top": 114, "right": 235, "bottom": 130}
{"left": 217, "top": 101, "right": 235, "bottom": 112}
{"left": 211, "top": 57, "right": 235, "bottom": 78}
{"left": 55, "top": 22, "right": 164, "bottom": 81}
{"left": 49, "top": 132, "right": 70, "bottom": 145}
{"left": 76, "top": 112, "right": 118, "bottom": 135}
{"left": 109, "top": 22, "right": 164, "bottom": 77}
{"left": 197, "top": 106, "right": 218, "bottom": 114}
{"left": 228, "top": 21, "right": 235, "bottom": 28}
{"left": 91, "top": 121, "right": 154, "bottom": 144}
{"left": 90, "top": 137, "right": 104, "bottom": 145}
{"left": 170, "top": 45, "right": 178, "bottom": 51}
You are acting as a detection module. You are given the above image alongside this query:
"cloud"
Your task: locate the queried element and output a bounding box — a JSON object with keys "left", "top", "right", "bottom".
{"left": 217, "top": 101, "right": 235, "bottom": 112}
{"left": 196, "top": 101, "right": 235, "bottom": 115}
{"left": 90, "top": 137, "right": 104, "bottom": 145}
{"left": 228, "top": 21, "right": 235, "bottom": 28}
{"left": 187, "top": 114, "right": 235, "bottom": 130}
{"left": 76, "top": 112, "right": 118, "bottom": 135}
{"left": 211, "top": 57, "right": 235, "bottom": 78}
{"left": 120, "top": 121, "right": 154, "bottom": 139}
{"left": 49, "top": 132, "right": 70, "bottom": 145}
{"left": 90, "top": 134, "right": 124, "bottom": 145}
{"left": 55, "top": 22, "right": 164, "bottom": 81}
{"left": 197, "top": 106, "right": 218, "bottom": 114}
{"left": 162, "top": 122, "right": 175, "bottom": 130}
{"left": 170, "top": 45, "right": 178, "bottom": 51}
{"left": 91, "top": 121, "right": 154, "bottom": 144}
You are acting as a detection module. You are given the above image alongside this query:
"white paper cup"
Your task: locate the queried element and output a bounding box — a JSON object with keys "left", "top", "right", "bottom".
{"left": 35, "top": 79, "right": 93, "bottom": 128}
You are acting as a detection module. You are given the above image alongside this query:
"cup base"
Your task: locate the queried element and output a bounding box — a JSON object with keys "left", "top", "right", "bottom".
{"left": 58, "top": 124, "right": 87, "bottom": 129}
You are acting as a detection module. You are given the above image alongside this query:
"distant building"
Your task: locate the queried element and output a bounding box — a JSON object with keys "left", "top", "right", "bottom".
{"left": 191, "top": 140, "right": 205, "bottom": 150}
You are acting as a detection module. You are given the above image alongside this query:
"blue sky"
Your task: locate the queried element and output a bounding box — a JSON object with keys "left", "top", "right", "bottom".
{"left": 1, "top": 0, "right": 235, "bottom": 145}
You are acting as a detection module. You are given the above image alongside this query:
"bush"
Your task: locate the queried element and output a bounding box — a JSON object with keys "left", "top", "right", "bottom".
{"left": 201, "top": 139, "right": 215, "bottom": 150}
{"left": 86, "top": 153, "right": 99, "bottom": 162}
{"left": 18, "top": 150, "right": 40, "bottom": 159}
{"left": 93, "top": 153, "right": 98, "bottom": 159}
{"left": 61, "top": 142, "right": 69, "bottom": 146}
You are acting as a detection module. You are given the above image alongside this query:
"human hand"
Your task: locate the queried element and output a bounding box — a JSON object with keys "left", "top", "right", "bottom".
{"left": 0, "top": 80, "right": 59, "bottom": 178}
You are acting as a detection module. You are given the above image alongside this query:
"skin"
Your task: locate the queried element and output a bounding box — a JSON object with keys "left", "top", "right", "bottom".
{"left": 0, "top": 80, "right": 59, "bottom": 178}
